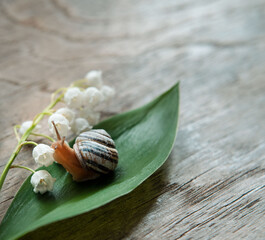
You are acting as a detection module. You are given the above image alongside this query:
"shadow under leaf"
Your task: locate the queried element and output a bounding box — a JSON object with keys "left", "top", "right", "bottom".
{"left": 21, "top": 166, "right": 169, "bottom": 240}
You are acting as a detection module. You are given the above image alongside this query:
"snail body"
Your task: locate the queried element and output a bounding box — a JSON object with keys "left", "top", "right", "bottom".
{"left": 51, "top": 122, "right": 118, "bottom": 182}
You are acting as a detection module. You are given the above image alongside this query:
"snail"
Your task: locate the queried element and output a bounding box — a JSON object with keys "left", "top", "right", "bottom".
{"left": 51, "top": 122, "right": 118, "bottom": 182}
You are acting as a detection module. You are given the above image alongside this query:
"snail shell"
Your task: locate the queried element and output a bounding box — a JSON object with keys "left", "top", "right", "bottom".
{"left": 73, "top": 129, "right": 118, "bottom": 175}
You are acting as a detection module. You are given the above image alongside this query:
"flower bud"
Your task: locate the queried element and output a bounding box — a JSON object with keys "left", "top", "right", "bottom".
{"left": 84, "top": 70, "right": 103, "bottom": 89}
{"left": 19, "top": 121, "right": 41, "bottom": 140}
{"left": 101, "top": 85, "right": 115, "bottom": 101}
{"left": 55, "top": 108, "right": 75, "bottom": 125}
{"left": 71, "top": 118, "right": 92, "bottom": 135}
{"left": 30, "top": 170, "right": 56, "bottom": 194}
{"left": 32, "top": 144, "right": 55, "bottom": 167}
{"left": 80, "top": 109, "right": 100, "bottom": 126}
{"left": 83, "top": 87, "right": 104, "bottom": 108}
{"left": 64, "top": 87, "right": 84, "bottom": 109}
{"left": 48, "top": 113, "right": 70, "bottom": 137}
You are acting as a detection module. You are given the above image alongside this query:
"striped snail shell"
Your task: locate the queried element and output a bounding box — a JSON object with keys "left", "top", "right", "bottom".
{"left": 73, "top": 129, "right": 119, "bottom": 175}
{"left": 51, "top": 121, "right": 119, "bottom": 182}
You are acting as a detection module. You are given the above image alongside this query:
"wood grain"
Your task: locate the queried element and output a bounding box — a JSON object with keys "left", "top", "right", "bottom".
{"left": 0, "top": 0, "right": 265, "bottom": 239}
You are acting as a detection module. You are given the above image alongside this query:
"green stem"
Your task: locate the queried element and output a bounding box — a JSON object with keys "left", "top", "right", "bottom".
{"left": 20, "top": 141, "right": 38, "bottom": 147}
{"left": 30, "top": 133, "right": 55, "bottom": 142}
{"left": 51, "top": 87, "right": 67, "bottom": 102}
{"left": 13, "top": 125, "right": 21, "bottom": 142}
{"left": 32, "top": 111, "right": 53, "bottom": 123}
{"left": 70, "top": 78, "right": 87, "bottom": 88}
{"left": 0, "top": 93, "right": 64, "bottom": 191}
{"left": 11, "top": 165, "right": 35, "bottom": 174}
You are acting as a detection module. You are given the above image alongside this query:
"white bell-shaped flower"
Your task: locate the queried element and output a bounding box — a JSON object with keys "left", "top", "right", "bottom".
{"left": 32, "top": 144, "right": 55, "bottom": 167}
{"left": 30, "top": 170, "right": 56, "bottom": 194}
{"left": 64, "top": 87, "right": 84, "bottom": 108}
{"left": 19, "top": 121, "right": 41, "bottom": 140}
{"left": 48, "top": 113, "right": 70, "bottom": 137}
{"left": 84, "top": 70, "right": 103, "bottom": 89}
{"left": 101, "top": 85, "right": 115, "bottom": 101}
{"left": 19, "top": 121, "right": 33, "bottom": 135}
{"left": 83, "top": 87, "right": 104, "bottom": 108}
{"left": 55, "top": 108, "right": 75, "bottom": 125}
{"left": 71, "top": 118, "right": 92, "bottom": 135}
{"left": 80, "top": 109, "right": 101, "bottom": 126}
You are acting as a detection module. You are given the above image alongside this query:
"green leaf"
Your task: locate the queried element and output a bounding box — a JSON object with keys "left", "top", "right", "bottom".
{"left": 0, "top": 83, "right": 179, "bottom": 240}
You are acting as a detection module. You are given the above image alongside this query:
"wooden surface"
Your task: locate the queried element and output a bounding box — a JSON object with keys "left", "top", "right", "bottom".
{"left": 0, "top": 0, "right": 265, "bottom": 239}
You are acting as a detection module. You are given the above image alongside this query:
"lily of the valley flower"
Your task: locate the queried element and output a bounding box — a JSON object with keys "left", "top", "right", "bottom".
{"left": 101, "top": 85, "right": 115, "bottom": 101}
{"left": 64, "top": 87, "right": 84, "bottom": 108}
{"left": 84, "top": 87, "right": 104, "bottom": 108}
{"left": 71, "top": 118, "right": 92, "bottom": 135}
{"left": 80, "top": 109, "right": 100, "bottom": 126}
{"left": 32, "top": 144, "right": 55, "bottom": 167}
{"left": 19, "top": 121, "right": 41, "bottom": 140}
{"left": 84, "top": 70, "right": 103, "bottom": 89}
{"left": 55, "top": 108, "right": 76, "bottom": 125}
{"left": 30, "top": 170, "right": 56, "bottom": 194}
{"left": 48, "top": 113, "right": 70, "bottom": 137}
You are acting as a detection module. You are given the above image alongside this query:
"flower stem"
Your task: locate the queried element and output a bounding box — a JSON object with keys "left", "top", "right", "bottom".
{"left": 19, "top": 141, "right": 38, "bottom": 147}
{"left": 0, "top": 92, "right": 64, "bottom": 191}
{"left": 11, "top": 165, "right": 35, "bottom": 174}
{"left": 51, "top": 87, "right": 67, "bottom": 102}
{"left": 13, "top": 125, "right": 21, "bottom": 142}
{"left": 70, "top": 78, "right": 89, "bottom": 88}
{"left": 30, "top": 133, "right": 55, "bottom": 142}
{"left": 32, "top": 111, "right": 53, "bottom": 123}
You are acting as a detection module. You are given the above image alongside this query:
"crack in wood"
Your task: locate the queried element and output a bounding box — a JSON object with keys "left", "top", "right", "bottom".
{"left": 175, "top": 184, "right": 265, "bottom": 239}
{"left": 0, "top": 2, "right": 86, "bottom": 43}
{"left": 0, "top": 196, "right": 14, "bottom": 204}
{"left": 0, "top": 77, "right": 22, "bottom": 86}
{"left": 167, "top": 167, "right": 215, "bottom": 194}
{"left": 183, "top": 167, "right": 264, "bottom": 205}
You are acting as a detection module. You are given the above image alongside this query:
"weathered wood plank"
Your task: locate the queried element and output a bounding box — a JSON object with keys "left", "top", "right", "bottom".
{"left": 0, "top": 0, "right": 265, "bottom": 239}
